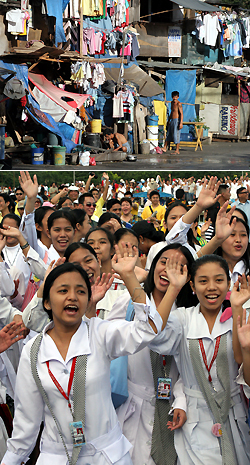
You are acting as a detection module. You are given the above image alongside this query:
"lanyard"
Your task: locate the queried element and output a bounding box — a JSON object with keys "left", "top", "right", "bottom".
{"left": 199, "top": 336, "right": 221, "bottom": 383}
{"left": 161, "top": 355, "right": 168, "bottom": 378}
{"left": 46, "top": 357, "right": 77, "bottom": 413}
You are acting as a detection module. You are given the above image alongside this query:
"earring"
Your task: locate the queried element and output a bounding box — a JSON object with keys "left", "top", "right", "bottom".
{"left": 141, "top": 241, "right": 144, "bottom": 244}
{"left": 192, "top": 291, "right": 195, "bottom": 295}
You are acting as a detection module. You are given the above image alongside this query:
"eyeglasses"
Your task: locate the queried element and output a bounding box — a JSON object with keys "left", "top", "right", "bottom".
{"left": 85, "top": 202, "right": 96, "bottom": 207}
{"left": 16, "top": 192, "right": 23, "bottom": 195}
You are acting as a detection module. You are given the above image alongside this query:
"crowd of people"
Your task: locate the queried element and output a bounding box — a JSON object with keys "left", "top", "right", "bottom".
{"left": 1, "top": 171, "right": 250, "bottom": 465}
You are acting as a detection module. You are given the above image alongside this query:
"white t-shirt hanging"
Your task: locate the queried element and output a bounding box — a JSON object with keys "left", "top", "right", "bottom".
{"left": 204, "top": 14, "right": 221, "bottom": 47}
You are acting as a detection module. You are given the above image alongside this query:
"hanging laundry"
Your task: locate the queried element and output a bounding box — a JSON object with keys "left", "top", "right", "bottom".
{"left": 45, "top": 0, "right": 70, "bottom": 46}
{"left": 113, "top": 93, "right": 124, "bottom": 118}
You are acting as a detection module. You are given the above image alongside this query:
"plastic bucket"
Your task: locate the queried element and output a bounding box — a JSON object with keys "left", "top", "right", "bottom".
{"left": 47, "top": 132, "right": 59, "bottom": 145}
{"left": 140, "top": 141, "right": 150, "bottom": 154}
{"left": 90, "top": 119, "right": 102, "bottom": 133}
{"left": 147, "top": 114, "right": 159, "bottom": 126}
{"left": 83, "top": 133, "right": 101, "bottom": 148}
{"left": 31, "top": 147, "right": 44, "bottom": 165}
{"left": 52, "top": 146, "right": 66, "bottom": 165}
{"left": 147, "top": 125, "right": 158, "bottom": 151}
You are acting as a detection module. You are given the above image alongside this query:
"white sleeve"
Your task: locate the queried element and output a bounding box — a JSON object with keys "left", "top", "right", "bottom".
{"left": 106, "top": 291, "right": 131, "bottom": 321}
{"left": 24, "top": 247, "right": 48, "bottom": 281}
{"left": 235, "top": 364, "right": 250, "bottom": 399}
{"left": 0, "top": 296, "right": 22, "bottom": 325}
{"left": 99, "top": 298, "right": 163, "bottom": 360}
{"left": 2, "top": 345, "right": 44, "bottom": 465}
{"left": 171, "top": 377, "right": 187, "bottom": 412}
{"left": 20, "top": 211, "right": 45, "bottom": 260}
{"left": 22, "top": 295, "right": 49, "bottom": 332}
{"left": 148, "top": 309, "right": 184, "bottom": 355}
{"left": 165, "top": 216, "right": 192, "bottom": 245}
{"left": 0, "top": 262, "right": 15, "bottom": 297}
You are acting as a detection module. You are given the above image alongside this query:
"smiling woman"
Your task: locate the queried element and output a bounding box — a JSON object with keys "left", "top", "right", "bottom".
{"left": 1, "top": 251, "right": 168, "bottom": 465}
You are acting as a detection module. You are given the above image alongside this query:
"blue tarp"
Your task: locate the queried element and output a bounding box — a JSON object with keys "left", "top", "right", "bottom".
{"left": 0, "top": 60, "right": 76, "bottom": 152}
{"left": 165, "top": 70, "right": 196, "bottom": 134}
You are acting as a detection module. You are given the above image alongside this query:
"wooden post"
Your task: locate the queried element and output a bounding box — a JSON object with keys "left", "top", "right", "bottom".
{"left": 238, "top": 80, "right": 241, "bottom": 141}
{"left": 80, "top": 3, "right": 83, "bottom": 57}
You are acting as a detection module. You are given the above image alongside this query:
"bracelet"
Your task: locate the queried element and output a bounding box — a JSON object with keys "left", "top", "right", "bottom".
{"left": 131, "top": 286, "right": 144, "bottom": 301}
{"left": 20, "top": 242, "right": 29, "bottom": 250}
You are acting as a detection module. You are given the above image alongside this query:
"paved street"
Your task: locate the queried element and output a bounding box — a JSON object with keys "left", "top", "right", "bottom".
{"left": 12, "top": 140, "right": 250, "bottom": 171}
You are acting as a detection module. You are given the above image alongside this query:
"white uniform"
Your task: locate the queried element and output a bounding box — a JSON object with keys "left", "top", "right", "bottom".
{"left": 149, "top": 304, "right": 250, "bottom": 465}
{"left": 107, "top": 293, "right": 186, "bottom": 465}
{"left": 2, "top": 302, "right": 162, "bottom": 465}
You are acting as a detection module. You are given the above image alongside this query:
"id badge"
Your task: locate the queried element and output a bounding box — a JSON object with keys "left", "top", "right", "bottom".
{"left": 156, "top": 377, "right": 172, "bottom": 400}
{"left": 69, "top": 421, "right": 86, "bottom": 447}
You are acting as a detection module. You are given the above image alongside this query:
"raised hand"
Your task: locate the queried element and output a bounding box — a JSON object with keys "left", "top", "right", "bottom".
{"left": 231, "top": 275, "right": 250, "bottom": 309}
{"left": 214, "top": 202, "right": 236, "bottom": 242}
{"left": 200, "top": 218, "right": 212, "bottom": 235}
{"left": 0, "top": 321, "right": 25, "bottom": 353}
{"left": 237, "top": 308, "right": 250, "bottom": 352}
{"left": 19, "top": 171, "right": 38, "bottom": 199}
{"left": 90, "top": 273, "right": 114, "bottom": 305}
{"left": 1, "top": 225, "right": 22, "bottom": 241}
{"left": 165, "top": 252, "right": 188, "bottom": 291}
{"left": 112, "top": 241, "right": 138, "bottom": 277}
{"left": 196, "top": 177, "right": 221, "bottom": 210}
{"left": 0, "top": 232, "right": 6, "bottom": 252}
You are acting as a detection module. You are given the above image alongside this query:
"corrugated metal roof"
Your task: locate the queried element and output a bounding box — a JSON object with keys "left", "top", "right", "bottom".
{"left": 172, "top": 0, "right": 220, "bottom": 11}
{"left": 104, "top": 63, "right": 163, "bottom": 96}
{"left": 137, "top": 60, "right": 201, "bottom": 70}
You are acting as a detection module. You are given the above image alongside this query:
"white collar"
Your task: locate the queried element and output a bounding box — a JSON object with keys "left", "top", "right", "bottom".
{"left": 230, "top": 259, "right": 245, "bottom": 277}
{"left": 40, "top": 320, "right": 91, "bottom": 365}
{"left": 187, "top": 304, "right": 232, "bottom": 341}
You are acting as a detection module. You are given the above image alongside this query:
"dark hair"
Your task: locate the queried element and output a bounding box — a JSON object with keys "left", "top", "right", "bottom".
{"left": 175, "top": 188, "right": 185, "bottom": 200}
{"left": 56, "top": 196, "right": 73, "bottom": 210}
{"left": 1, "top": 213, "right": 21, "bottom": 228}
{"left": 172, "top": 91, "right": 179, "bottom": 97}
{"left": 120, "top": 197, "right": 132, "bottom": 206}
{"left": 144, "top": 243, "right": 197, "bottom": 307}
{"left": 217, "top": 184, "right": 229, "bottom": 195}
{"left": 124, "top": 191, "right": 132, "bottom": 197}
{"left": 78, "top": 193, "right": 94, "bottom": 205}
{"left": 43, "top": 263, "right": 91, "bottom": 320}
{"left": 0, "top": 193, "right": 15, "bottom": 213}
{"left": 106, "top": 199, "right": 121, "bottom": 210}
{"left": 64, "top": 242, "right": 98, "bottom": 262}
{"left": 164, "top": 201, "right": 188, "bottom": 224}
{"left": 90, "top": 188, "right": 99, "bottom": 194}
{"left": 114, "top": 228, "right": 138, "bottom": 245}
{"left": 215, "top": 217, "right": 250, "bottom": 271}
{"left": 35, "top": 206, "right": 54, "bottom": 239}
{"left": 191, "top": 254, "right": 230, "bottom": 283}
{"left": 72, "top": 209, "right": 88, "bottom": 226}
{"left": 131, "top": 220, "right": 164, "bottom": 242}
{"left": 237, "top": 187, "right": 248, "bottom": 196}
{"left": 15, "top": 186, "right": 24, "bottom": 193}
{"left": 85, "top": 227, "right": 114, "bottom": 249}
{"left": 234, "top": 208, "right": 249, "bottom": 225}
{"left": 98, "top": 212, "right": 122, "bottom": 227}
{"left": 47, "top": 210, "right": 76, "bottom": 231}
{"left": 149, "top": 190, "right": 160, "bottom": 200}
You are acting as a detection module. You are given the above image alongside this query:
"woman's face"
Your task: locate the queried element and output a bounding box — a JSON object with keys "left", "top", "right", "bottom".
{"left": 165, "top": 206, "right": 187, "bottom": 231}
{"left": 153, "top": 249, "right": 188, "bottom": 296}
{"left": 62, "top": 199, "right": 74, "bottom": 209}
{"left": 2, "top": 217, "right": 19, "bottom": 246}
{"left": 221, "top": 222, "right": 248, "bottom": 264}
{"left": 76, "top": 216, "right": 91, "bottom": 239}
{"left": 121, "top": 201, "right": 132, "bottom": 216}
{"left": 68, "top": 248, "right": 100, "bottom": 286}
{"left": 36, "top": 210, "right": 53, "bottom": 238}
{"left": 191, "top": 262, "right": 229, "bottom": 316}
{"left": 44, "top": 271, "right": 89, "bottom": 329}
{"left": 117, "top": 233, "right": 139, "bottom": 254}
{"left": 48, "top": 218, "right": 75, "bottom": 255}
{"left": 86, "top": 230, "right": 113, "bottom": 264}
